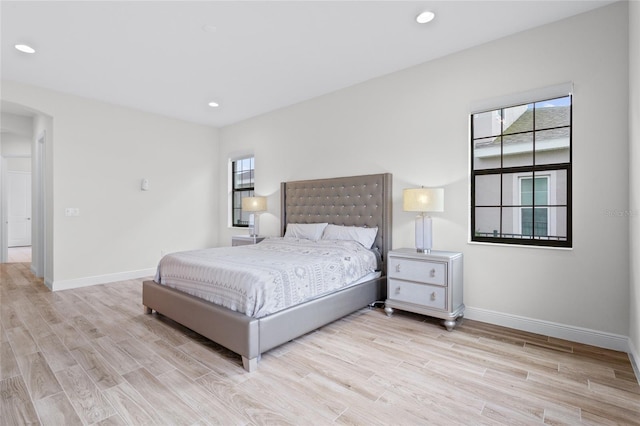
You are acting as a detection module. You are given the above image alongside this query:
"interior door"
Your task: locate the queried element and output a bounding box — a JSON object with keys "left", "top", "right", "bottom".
{"left": 8, "top": 171, "right": 32, "bottom": 247}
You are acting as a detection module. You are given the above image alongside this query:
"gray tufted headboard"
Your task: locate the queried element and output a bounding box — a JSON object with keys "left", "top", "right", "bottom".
{"left": 280, "top": 173, "right": 392, "bottom": 274}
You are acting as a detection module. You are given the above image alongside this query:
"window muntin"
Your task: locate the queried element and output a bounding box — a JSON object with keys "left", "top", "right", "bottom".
{"left": 231, "top": 156, "right": 255, "bottom": 227}
{"left": 471, "top": 95, "right": 571, "bottom": 247}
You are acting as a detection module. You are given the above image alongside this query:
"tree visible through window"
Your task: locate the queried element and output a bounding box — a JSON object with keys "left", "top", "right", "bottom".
{"left": 471, "top": 95, "right": 572, "bottom": 247}
{"left": 232, "top": 156, "right": 254, "bottom": 227}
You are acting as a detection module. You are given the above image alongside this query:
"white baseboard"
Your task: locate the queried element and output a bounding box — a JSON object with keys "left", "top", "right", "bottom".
{"left": 51, "top": 268, "right": 155, "bottom": 291}
{"left": 464, "top": 306, "right": 630, "bottom": 353}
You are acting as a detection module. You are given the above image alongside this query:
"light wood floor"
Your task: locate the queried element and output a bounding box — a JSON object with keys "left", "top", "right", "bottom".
{"left": 1, "top": 263, "right": 638, "bottom": 425}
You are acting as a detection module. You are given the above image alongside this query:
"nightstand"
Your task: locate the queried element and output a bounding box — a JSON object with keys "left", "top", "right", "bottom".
{"left": 384, "top": 249, "right": 464, "bottom": 331}
{"left": 232, "top": 235, "right": 266, "bottom": 246}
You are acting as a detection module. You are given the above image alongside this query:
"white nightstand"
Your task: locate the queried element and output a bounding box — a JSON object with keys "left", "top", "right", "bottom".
{"left": 232, "top": 235, "right": 266, "bottom": 246}
{"left": 384, "top": 249, "right": 464, "bottom": 331}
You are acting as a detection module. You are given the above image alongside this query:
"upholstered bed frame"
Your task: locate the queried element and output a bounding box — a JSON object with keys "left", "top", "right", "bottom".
{"left": 142, "top": 173, "right": 392, "bottom": 372}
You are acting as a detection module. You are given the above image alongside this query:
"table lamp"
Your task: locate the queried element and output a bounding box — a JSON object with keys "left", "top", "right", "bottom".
{"left": 241, "top": 196, "right": 267, "bottom": 238}
{"left": 403, "top": 187, "right": 444, "bottom": 253}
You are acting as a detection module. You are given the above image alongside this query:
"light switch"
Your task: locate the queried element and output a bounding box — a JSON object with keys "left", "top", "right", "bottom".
{"left": 65, "top": 208, "right": 80, "bottom": 217}
{"left": 141, "top": 178, "right": 149, "bottom": 191}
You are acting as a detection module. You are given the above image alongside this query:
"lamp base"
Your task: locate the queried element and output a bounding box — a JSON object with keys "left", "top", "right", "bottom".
{"left": 415, "top": 214, "right": 433, "bottom": 253}
{"left": 249, "top": 213, "right": 260, "bottom": 237}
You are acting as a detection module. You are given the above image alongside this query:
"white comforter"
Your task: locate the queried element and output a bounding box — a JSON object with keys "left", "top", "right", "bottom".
{"left": 154, "top": 237, "right": 378, "bottom": 318}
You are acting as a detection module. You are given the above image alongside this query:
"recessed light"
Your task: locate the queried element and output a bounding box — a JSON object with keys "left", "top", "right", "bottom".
{"left": 15, "top": 44, "right": 35, "bottom": 54}
{"left": 208, "top": 101, "right": 220, "bottom": 108}
{"left": 416, "top": 11, "right": 435, "bottom": 24}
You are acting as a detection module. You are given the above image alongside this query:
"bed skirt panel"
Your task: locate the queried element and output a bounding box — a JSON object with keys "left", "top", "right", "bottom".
{"left": 142, "top": 280, "right": 260, "bottom": 359}
{"left": 258, "top": 276, "right": 385, "bottom": 353}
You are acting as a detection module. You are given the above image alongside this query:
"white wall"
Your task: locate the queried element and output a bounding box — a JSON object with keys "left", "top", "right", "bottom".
{"left": 628, "top": 0, "right": 640, "bottom": 374}
{"left": 1, "top": 112, "right": 32, "bottom": 138}
{"left": 220, "top": 3, "right": 630, "bottom": 342}
{"left": 1, "top": 81, "right": 220, "bottom": 288}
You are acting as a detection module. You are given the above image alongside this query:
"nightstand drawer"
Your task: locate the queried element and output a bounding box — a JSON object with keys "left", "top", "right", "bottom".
{"left": 388, "top": 279, "right": 446, "bottom": 310}
{"left": 388, "top": 257, "right": 446, "bottom": 286}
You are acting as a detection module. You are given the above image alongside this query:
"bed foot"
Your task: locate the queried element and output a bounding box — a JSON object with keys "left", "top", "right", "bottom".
{"left": 143, "top": 305, "right": 152, "bottom": 314}
{"left": 242, "top": 356, "right": 258, "bottom": 372}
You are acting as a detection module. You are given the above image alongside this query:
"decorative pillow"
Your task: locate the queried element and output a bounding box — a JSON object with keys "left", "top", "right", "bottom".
{"left": 284, "top": 223, "right": 329, "bottom": 241}
{"left": 321, "top": 224, "right": 378, "bottom": 249}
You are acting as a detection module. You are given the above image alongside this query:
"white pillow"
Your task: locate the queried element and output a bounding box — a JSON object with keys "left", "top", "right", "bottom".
{"left": 321, "top": 224, "right": 378, "bottom": 249}
{"left": 284, "top": 223, "right": 328, "bottom": 241}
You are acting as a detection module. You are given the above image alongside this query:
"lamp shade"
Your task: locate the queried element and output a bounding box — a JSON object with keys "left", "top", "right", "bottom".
{"left": 242, "top": 196, "right": 267, "bottom": 212}
{"left": 403, "top": 188, "right": 444, "bottom": 213}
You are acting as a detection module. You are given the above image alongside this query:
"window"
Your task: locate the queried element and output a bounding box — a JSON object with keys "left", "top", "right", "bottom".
{"left": 231, "top": 156, "right": 255, "bottom": 227}
{"left": 471, "top": 94, "right": 572, "bottom": 247}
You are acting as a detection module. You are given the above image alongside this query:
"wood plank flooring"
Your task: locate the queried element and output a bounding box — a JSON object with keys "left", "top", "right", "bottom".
{"left": 1, "top": 262, "right": 638, "bottom": 425}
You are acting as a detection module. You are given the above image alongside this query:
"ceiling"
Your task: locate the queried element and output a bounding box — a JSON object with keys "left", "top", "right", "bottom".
{"left": 1, "top": 1, "right": 615, "bottom": 127}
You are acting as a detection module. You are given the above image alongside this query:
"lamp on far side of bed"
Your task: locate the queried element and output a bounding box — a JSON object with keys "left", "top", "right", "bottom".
{"left": 403, "top": 187, "right": 444, "bottom": 253}
{"left": 242, "top": 196, "right": 267, "bottom": 238}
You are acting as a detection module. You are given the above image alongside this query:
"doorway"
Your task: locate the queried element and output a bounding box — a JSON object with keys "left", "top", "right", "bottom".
{"left": 1, "top": 102, "right": 49, "bottom": 281}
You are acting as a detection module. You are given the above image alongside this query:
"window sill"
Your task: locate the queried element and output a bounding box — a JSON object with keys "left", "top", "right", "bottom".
{"left": 466, "top": 240, "right": 573, "bottom": 251}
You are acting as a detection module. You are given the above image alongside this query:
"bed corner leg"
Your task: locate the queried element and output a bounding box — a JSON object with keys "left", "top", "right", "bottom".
{"left": 242, "top": 356, "right": 258, "bottom": 372}
{"left": 143, "top": 305, "right": 152, "bottom": 314}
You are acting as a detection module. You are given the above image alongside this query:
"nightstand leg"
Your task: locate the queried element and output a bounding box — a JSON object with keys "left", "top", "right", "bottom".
{"left": 443, "top": 318, "right": 457, "bottom": 331}
{"left": 384, "top": 306, "right": 394, "bottom": 317}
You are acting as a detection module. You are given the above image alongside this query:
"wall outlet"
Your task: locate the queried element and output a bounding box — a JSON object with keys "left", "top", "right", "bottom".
{"left": 65, "top": 208, "right": 80, "bottom": 217}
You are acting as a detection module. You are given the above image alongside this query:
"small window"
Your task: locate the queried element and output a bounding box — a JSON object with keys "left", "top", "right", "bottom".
{"left": 471, "top": 95, "right": 572, "bottom": 247}
{"left": 231, "top": 156, "right": 255, "bottom": 227}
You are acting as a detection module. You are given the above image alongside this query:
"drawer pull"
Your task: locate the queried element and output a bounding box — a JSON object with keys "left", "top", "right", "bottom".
{"left": 430, "top": 291, "right": 437, "bottom": 301}
{"left": 395, "top": 264, "right": 401, "bottom": 273}
{"left": 395, "top": 286, "right": 401, "bottom": 295}
{"left": 430, "top": 268, "right": 436, "bottom": 278}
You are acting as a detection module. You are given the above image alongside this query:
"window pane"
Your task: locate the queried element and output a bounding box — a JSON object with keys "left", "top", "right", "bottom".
{"left": 503, "top": 104, "right": 532, "bottom": 135}
{"left": 500, "top": 207, "right": 518, "bottom": 237}
{"left": 233, "top": 190, "right": 254, "bottom": 226}
{"left": 533, "top": 177, "right": 548, "bottom": 205}
{"left": 473, "top": 137, "right": 501, "bottom": 170}
{"left": 521, "top": 207, "right": 548, "bottom": 236}
{"left": 502, "top": 172, "right": 532, "bottom": 206}
{"left": 534, "top": 96, "right": 571, "bottom": 129}
{"left": 535, "top": 128, "right": 570, "bottom": 165}
{"left": 473, "top": 110, "right": 502, "bottom": 139}
{"left": 474, "top": 207, "right": 500, "bottom": 237}
{"left": 475, "top": 174, "right": 501, "bottom": 206}
{"left": 521, "top": 178, "right": 533, "bottom": 205}
{"left": 546, "top": 169, "right": 568, "bottom": 205}
{"left": 547, "top": 207, "right": 568, "bottom": 240}
{"left": 503, "top": 132, "right": 533, "bottom": 168}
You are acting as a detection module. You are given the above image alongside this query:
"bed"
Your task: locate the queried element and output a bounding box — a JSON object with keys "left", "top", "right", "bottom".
{"left": 142, "top": 173, "right": 392, "bottom": 372}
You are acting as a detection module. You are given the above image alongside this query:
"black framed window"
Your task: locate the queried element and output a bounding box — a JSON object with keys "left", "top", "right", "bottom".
{"left": 471, "top": 95, "right": 572, "bottom": 247}
{"left": 231, "top": 156, "right": 255, "bottom": 227}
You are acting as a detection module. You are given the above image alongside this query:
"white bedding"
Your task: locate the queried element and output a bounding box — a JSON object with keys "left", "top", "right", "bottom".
{"left": 154, "top": 237, "right": 379, "bottom": 318}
